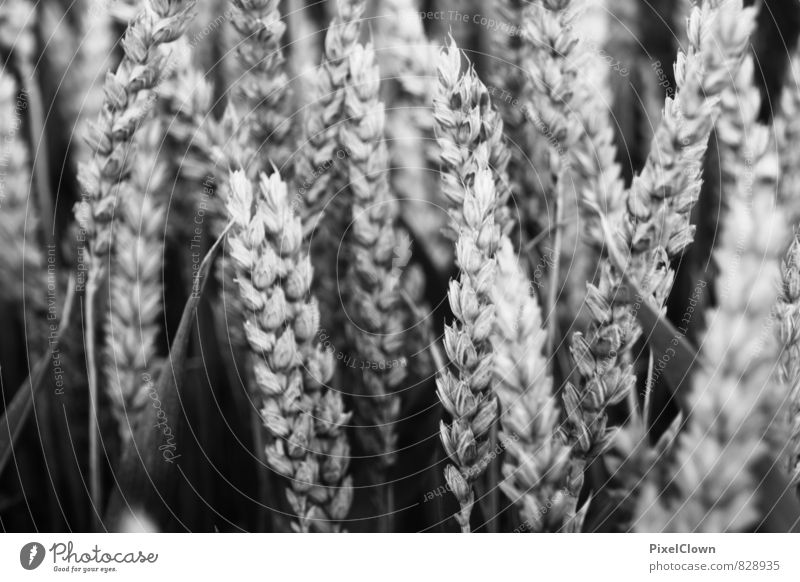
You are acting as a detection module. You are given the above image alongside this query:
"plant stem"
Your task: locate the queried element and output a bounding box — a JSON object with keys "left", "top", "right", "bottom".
{"left": 20, "top": 64, "right": 54, "bottom": 249}
{"left": 485, "top": 424, "right": 499, "bottom": 532}
{"left": 643, "top": 349, "right": 655, "bottom": 429}
{"left": 84, "top": 259, "right": 104, "bottom": 527}
{"left": 250, "top": 411, "right": 267, "bottom": 532}
{"left": 546, "top": 180, "right": 565, "bottom": 359}
{"left": 381, "top": 483, "right": 394, "bottom": 533}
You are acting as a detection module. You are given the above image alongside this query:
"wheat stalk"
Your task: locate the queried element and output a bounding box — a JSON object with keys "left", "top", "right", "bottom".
{"left": 227, "top": 169, "right": 353, "bottom": 532}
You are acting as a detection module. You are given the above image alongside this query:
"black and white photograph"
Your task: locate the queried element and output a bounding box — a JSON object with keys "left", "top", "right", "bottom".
{"left": 1, "top": 0, "right": 800, "bottom": 577}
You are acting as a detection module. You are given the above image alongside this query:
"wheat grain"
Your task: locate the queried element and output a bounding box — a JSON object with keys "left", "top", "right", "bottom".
{"left": 227, "top": 169, "right": 352, "bottom": 532}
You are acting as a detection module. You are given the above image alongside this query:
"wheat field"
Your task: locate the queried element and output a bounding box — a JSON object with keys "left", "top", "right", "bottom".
{"left": 1, "top": 0, "right": 800, "bottom": 534}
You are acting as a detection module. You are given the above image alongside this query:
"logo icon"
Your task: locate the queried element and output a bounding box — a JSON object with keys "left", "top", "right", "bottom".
{"left": 20, "top": 542, "right": 45, "bottom": 570}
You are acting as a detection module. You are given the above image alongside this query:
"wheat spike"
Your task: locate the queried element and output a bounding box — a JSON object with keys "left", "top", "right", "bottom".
{"left": 437, "top": 145, "right": 501, "bottom": 533}
{"left": 295, "top": 0, "right": 364, "bottom": 222}
{"left": 76, "top": 0, "right": 197, "bottom": 259}
{"left": 230, "top": 0, "right": 294, "bottom": 173}
{"left": 433, "top": 36, "right": 511, "bottom": 236}
{"left": 294, "top": 0, "right": 366, "bottom": 344}
{"left": 777, "top": 233, "right": 800, "bottom": 493}
{"left": 491, "top": 239, "right": 578, "bottom": 532}
{"left": 564, "top": 0, "right": 757, "bottom": 465}
{"left": 636, "top": 49, "right": 784, "bottom": 533}
{"left": 776, "top": 45, "right": 800, "bottom": 224}
{"left": 338, "top": 42, "right": 411, "bottom": 523}
{"left": 227, "top": 169, "right": 353, "bottom": 532}
{"left": 103, "top": 123, "right": 166, "bottom": 443}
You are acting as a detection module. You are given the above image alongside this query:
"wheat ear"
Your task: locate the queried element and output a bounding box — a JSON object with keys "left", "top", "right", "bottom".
{"left": 227, "top": 169, "right": 352, "bottom": 532}
{"left": 294, "top": 0, "right": 365, "bottom": 342}
{"left": 76, "top": 0, "right": 197, "bottom": 258}
{"left": 338, "top": 42, "right": 410, "bottom": 528}
{"left": 563, "top": 0, "right": 756, "bottom": 465}
{"left": 491, "top": 239, "right": 578, "bottom": 532}
{"left": 777, "top": 233, "right": 800, "bottom": 494}
{"left": 489, "top": 1, "right": 551, "bottom": 242}
{"left": 636, "top": 49, "right": 784, "bottom": 533}
{"left": 776, "top": 45, "right": 800, "bottom": 224}
{"left": 520, "top": 0, "right": 584, "bottom": 352}
{"left": 230, "top": 0, "right": 294, "bottom": 172}
{"left": 103, "top": 124, "right": 166, "bottom": 443}
{"left": 75, "top": 0, "right": 197, "bottom": 510}
{"left": 295, "top": 0, "right": 364, "bottom": 222}
{"left": 437, "top": 145, "right": 501, "bottom": 533}
{"left": 433, "top": 36, "right": 511, "bottom": 236}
